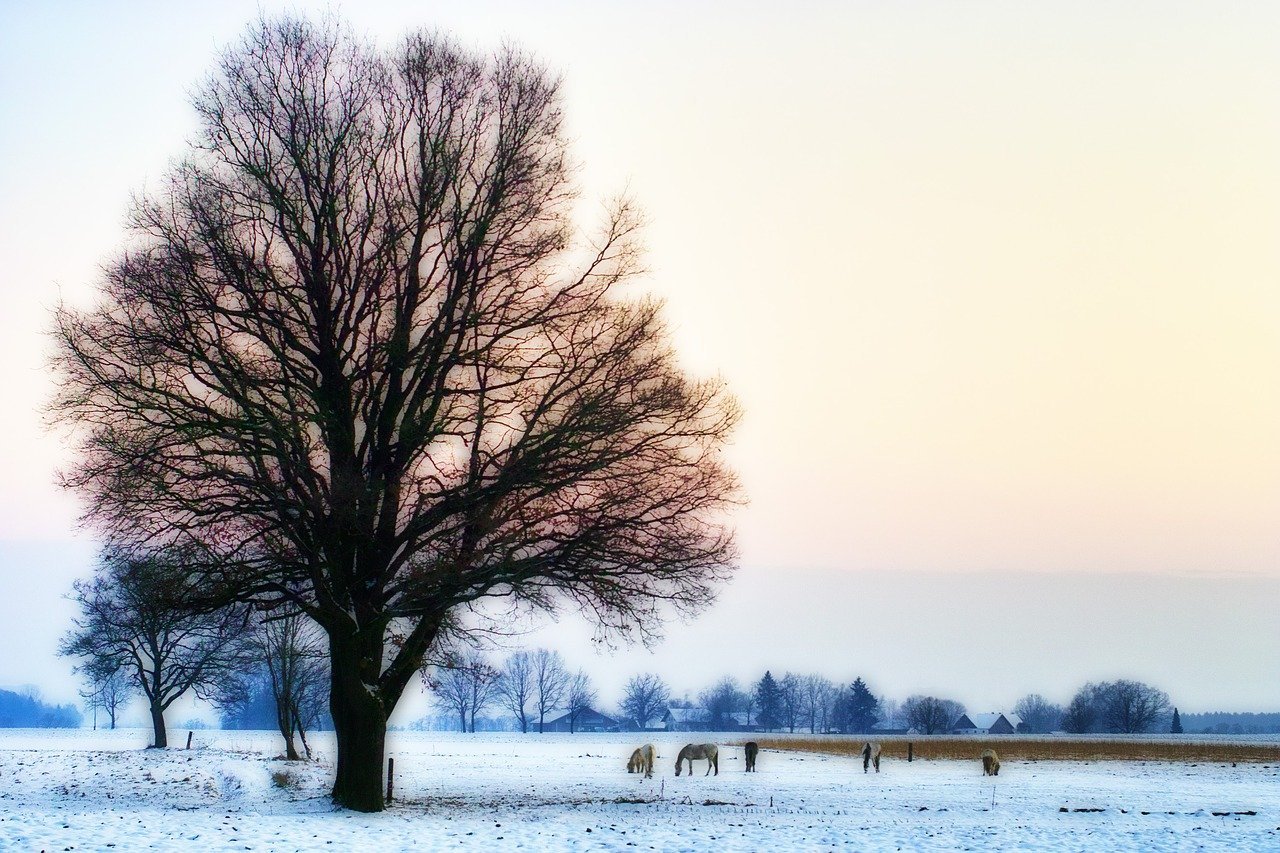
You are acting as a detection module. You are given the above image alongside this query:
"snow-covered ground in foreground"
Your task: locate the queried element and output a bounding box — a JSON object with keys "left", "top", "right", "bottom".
{"left": 1, "top": 729, "right": 1277, "bottom": 851}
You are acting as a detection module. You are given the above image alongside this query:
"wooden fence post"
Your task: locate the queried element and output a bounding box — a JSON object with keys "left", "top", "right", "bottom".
{"left": 386, "top": 757, "right": 394, "bottom": 803}
{"left": 908, "top": 742, "right": 913, "bottom": 762}
{"left": 186, "top": 731, "right": 193, "bottom": 750}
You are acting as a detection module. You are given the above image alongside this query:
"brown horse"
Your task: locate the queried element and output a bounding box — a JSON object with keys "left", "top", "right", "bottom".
{"left": 862, "top": 741, "right": 882, "bottom": 773}
{"left": 627, "top": 743, "right": 656, "bottom": 778}
{"left": 675, "top": 743, "right": 719, "bottom": 776}
{"left": 744, "top": 741, "right": 759, "bottom": 772}
{"left": 981, "top": 748, "right": 1000, "bottom": 776}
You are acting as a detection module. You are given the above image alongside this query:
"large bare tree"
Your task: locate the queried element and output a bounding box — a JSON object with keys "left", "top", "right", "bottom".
{"left": 51, "top": 16, "right": 739, "bottom": 809}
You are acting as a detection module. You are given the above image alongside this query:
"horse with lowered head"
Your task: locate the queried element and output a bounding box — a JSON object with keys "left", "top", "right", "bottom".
{"left": 627, "top": 743, "right": 656, "bottom": 778}
{"left": 981, "top": 748, "right": 1000, "bottom": 776}
{"left": 675, "top": 743, "right": 719, "bottom": 776}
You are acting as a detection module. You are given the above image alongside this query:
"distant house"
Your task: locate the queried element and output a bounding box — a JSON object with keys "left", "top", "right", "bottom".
{"left": 543, "top": 707, "right": 621, "bottom": 733}
{"left": 663, "top": 707, "right": 713, "bottom": 731}
{"left": 951, "top": 712, "right": 1023, "bottom": 735}
{"left": 662, "top": 707, "right": 759, "bottom": 733}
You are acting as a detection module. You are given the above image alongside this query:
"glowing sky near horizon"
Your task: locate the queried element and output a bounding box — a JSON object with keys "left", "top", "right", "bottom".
{"left": 0, "top": 2, "right": 1277, "bottom": 709}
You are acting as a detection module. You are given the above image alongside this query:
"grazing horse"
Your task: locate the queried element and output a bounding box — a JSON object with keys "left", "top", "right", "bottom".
{"left": 675, "top": 743, "right": 719, "bottom": 776}
{"left": 861, "top": 741, "right": 882, "bottom": 773}
{"left": 981, "top": 748, "right": 1000, "bottom": 776}
{"left": 627, "top": 743, "right": 656, "bottom": 778}
{"left": 744, "top": 741, "right": 759, "bottom": 772}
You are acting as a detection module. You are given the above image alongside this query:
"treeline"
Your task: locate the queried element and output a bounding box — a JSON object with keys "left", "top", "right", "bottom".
{"left": 1180, "top": 712, "right": 1280, "bottom": 734}
{"left": 0, "top": 688, "right": 81, "bottom": 728}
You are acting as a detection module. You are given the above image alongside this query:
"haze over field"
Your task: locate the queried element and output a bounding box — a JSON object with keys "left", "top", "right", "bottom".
{"left": 1, "top": 2, "right": 1277, "bottom": 715}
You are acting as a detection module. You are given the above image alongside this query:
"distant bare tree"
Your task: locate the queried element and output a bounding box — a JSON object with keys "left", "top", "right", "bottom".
{"left": 565, "top": 670, "right": 597, "bottom": 733}
{"left": 699, "top": 677, "right": 748, "bottom": 729}
{"left": 778, "top": 672, "right": 803, "bottom": 733}
{"left": 59, "top": 549, "right": 250, "bottom": 748}
{"left": 622, "top": 673, "right": 671, "bottom": 729}
{"left": 798, "top": 674, "right": 835, "bottom": 734}
{"left": 497, "top": 651, "right": 535, "bottom": 733}
{"left": 532, "top": 649, "right": 569, "bottom": 734}
{"left": 816, "top": 679, "right": 840, "bottom": 733}
{"left": 253, "top": 614, "right": 328, "bottom": 760}
{"left": 79, "top": 661, "right": 131, "bottom": 730}
{"left": 903, "top": 695, "right": 964, "bottom": 735}
{"left": 1014, "top": 693, "right": 1064, "bottom": 734}
{"left": 1061, "top": 685, "right": 1101, "bottom": 734}
{"left": 50, "top": 13, "right": 741, "bottom": 811}
{"left": 432, "top": 652, "right": 500, "bottom": 733}
{"left": 1099, "top": 680, "right": 1171, "bottom": 734}
{"left": 878, "top": 698, "right": 903, "bottom": 730}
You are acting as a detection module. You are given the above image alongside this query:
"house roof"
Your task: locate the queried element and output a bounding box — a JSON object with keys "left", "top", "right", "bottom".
{"left": 957, "top": 712, "right": 1023, "bottom": 730}
{"left": 665, "top": 707, "right": 711, "bottom": 723}
{"left": 545, "top": 707, "right": 618, "bottom": 726}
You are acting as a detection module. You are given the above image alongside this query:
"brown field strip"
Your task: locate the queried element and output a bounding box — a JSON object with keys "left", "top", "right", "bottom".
{"left": 743, "top": 735, "right": 1280, "bottom": 764}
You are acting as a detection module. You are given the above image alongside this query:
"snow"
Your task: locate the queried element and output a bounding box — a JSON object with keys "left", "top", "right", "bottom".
{"left": 1, "top": 728, "right": 1277, "bottom": 851}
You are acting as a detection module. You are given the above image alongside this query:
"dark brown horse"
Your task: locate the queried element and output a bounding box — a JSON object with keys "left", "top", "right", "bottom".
{"left": 744, "top": 741, "right": 759, "bottom": 772}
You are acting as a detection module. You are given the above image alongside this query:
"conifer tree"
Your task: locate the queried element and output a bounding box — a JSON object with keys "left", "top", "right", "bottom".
{"left": 1170, "top": 707, "right": 1183, "bottom": 734}
{"left": 754, "top": 671, "right": 782, "bottom": 732}
{"left": 848, "top": 677, "right": 880, "bottom": 734}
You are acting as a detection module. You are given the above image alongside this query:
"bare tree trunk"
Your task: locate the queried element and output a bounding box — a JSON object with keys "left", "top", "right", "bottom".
{"left": 149, "top": 701, "right": 168, "bottom": 749}
{"left": 328, "top": 637, "right": 388, "bottom": 812}
{"left": 294, "top": 708, "right": 313, "bottom": 760}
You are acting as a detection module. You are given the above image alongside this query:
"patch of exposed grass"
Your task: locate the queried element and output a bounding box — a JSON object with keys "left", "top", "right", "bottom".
{"left": 270, "top": 769, "right": 301, "bottom": 789}
{"left": 743, "top": 735, "right": 1280, "bottom": 764}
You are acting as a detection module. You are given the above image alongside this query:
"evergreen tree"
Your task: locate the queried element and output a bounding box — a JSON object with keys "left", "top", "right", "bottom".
{"left": 1170, "top": 707, "right": 1183, "bottom": 734}
{"left": 754, "top": 671, "right": 782, "bottom": 732}
{"left": 848, "top": 678, "right": 880, "bottom": 734}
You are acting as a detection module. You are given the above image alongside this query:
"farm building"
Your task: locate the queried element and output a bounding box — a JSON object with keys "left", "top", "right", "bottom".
{"left": 662, "top": 708, "right": 759, "bottom": 732}
{"left": 542, "top": 708, "right": 622, "bottom": 733}
{"left": 952, "top": 712, "right": 1024, "bottom": 735}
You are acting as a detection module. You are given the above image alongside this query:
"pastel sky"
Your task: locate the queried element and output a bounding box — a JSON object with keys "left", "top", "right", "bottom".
{"left": 1, "top": 2, "right": 1276, "bottom": 717}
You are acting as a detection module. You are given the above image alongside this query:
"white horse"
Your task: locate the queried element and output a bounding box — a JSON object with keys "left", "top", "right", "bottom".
{"left": 861, "top": 741, "right": 881, "bottom": 773}
{"left": 627, "top": 743, "right": 656, "bottom": 778}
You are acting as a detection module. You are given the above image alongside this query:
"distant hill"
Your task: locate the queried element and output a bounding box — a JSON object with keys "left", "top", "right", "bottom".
{"left": 0, "top": 688, "right": 81, "bottom": 728}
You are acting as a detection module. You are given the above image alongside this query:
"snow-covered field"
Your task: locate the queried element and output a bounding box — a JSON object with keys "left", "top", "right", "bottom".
{"left": 1, "top": 728, "right": 1276, "bottom": 851}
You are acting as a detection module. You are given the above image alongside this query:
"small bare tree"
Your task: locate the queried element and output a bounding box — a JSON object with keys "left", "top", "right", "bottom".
{"left": 778, "top": 672, "right": 803, "bottom": 733}
{"left": 60, "top": 549, "right": 250, "bottom": 748}
{"left": 253, "top": 614, "right": 328, "bottom": 760}
{"left": 79, "top": 660, "right": 131, "bottom": 730}
{"left": 699, "top": 676, "right": 748, "bottom": 729}
{"left": 497, "top": 651, "right": 535, "bottom": 733}
{"left": 432, "top": 652, "right": 500, "bottom": 732}
{"left": 621, "top": 673, "right": 670, "bottom": 729}
{"left": 532, "top": 649, "right": 569, "bottom": 734}
{"left": 564, "top": 669, "right": 597, "bottom": 733}
{"left": 798, "top": 674, "right": 835, "bottom": 734}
